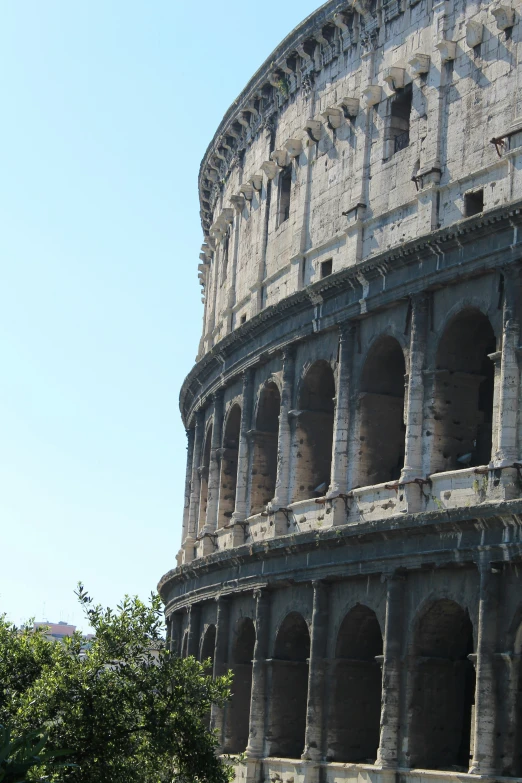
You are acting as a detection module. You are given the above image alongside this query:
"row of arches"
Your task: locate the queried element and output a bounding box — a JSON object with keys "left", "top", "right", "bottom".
{"left": 188, "top": 599, "right": 478, "bottom": 771}
{"left": 197, "top": 308, "right": 496, "bottom": 530}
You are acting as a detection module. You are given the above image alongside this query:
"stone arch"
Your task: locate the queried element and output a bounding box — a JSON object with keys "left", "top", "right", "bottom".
{"left": 292, "top": 360, "right": 335, "bottom": 502}
{"left": 250, "top": 381, "right": 281, "bottom": 514}
{"left": 408, "top": 598, "right": 475, "bottom": 771}
{"left": 224, "top": 617, "right": 256, "bottom": 754}
{"left": 198, "top": 422, "right": 213, "bottom": 531}
{"left": 328, "top": 605, "right": 383, "bottom": 762}
{"left": 268, "top": 611, "right": 310, "bottom": 758}
{"left": 218, "top": 404, "right": 241, "bottom": 528}
{"left": 431, "top": 308, "right": 496, "bottom": 473}
{"left": 357, "top": 335, "right": 406, "bottom": 487}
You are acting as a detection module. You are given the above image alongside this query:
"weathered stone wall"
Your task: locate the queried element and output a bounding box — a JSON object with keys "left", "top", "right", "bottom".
{"left": 163, "top": 1, "right": 522, "bottom": 781}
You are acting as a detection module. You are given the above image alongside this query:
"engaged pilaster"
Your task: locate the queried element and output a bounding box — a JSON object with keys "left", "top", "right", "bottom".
{"left": 302, "top": 581, "right": 329, "bottom": 763}
{"left": 328, "top": 323, "right": 355, "bottom": 498}
{"left": 184, "top": 411, "right": 205, "bottom": 563}
{"left": 246, "top": 589, "right": 271, "bottom": 758}
{"left": 469, "top": 563, "right": 500, "bottom": 776}
{"left": 204, "top": 389, "right": 225, "bottom": 533}
{"left": 400, "top": 294, "right": 429, "bottom": 486}
{"left": 211, "top": 596, "right": 231, "bottom": 748}
{"left": 187, "top": 604, "right": 202, "bottom": 659}
{"left": 376, "top": 573, "right": 405, "bottom": 768}
{"left": 232, "top": 368, "right": 255, "bottom": 524}
{"left": 270, "top": 347, "right": 296, "bottom": 509}
{"left": 494, "top": 265, "right": 521, "bottom": 466}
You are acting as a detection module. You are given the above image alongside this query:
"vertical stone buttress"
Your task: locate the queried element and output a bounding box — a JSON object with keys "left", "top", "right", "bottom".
{"left": 302, "top": 581, "right": 329, "bottom": 763}
{"left": 187, "top": 604, "right": 202, "bottom": 659}
{"left": 495, "top": 265, "right": 521, "bottom": 466}
{"left": 232, "top": 368, "right": 255, "bottom": 523}
{"left": 204, "top": 389, "right": 225, "bottom": 533}
{"left": 328, "top": 323, "right": 355, "bottom": 497}
{"left": 271, "top": 347, "right": 296, "bottom": 509}
{"left": 469, "top": 564, "right": 500, "bottom": 775}
{"left": 401, "top": 294, "right": 429, "bottom": 511}
{"left": 376, "top": 573, "right": 405, "bottom": 768}
{"left": 184, "top": 410, "right": 205, "bottom": 562}
{"left": 211, "top": 596, "right": 231, "bottom": 748}
{"left": 246, "top": 589, "right": 271, "bottom": 758}
{"left": 180, "top": 427, "right": 195, "bottom": 553}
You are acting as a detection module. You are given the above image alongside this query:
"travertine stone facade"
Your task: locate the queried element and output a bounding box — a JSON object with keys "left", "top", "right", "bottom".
{"left": 160, "top": 2, "right": 522, "bottom": 782}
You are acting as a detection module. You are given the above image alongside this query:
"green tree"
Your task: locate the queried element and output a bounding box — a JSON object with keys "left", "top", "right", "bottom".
{"left": 0, "top": 586, "right": 232, "bottom": 783}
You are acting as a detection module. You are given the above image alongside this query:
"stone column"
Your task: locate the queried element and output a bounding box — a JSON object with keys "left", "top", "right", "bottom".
{"left": 246, "top": 589, "right": 271, "bottom": 758}
{"left": 469, "top": 564, "right": 500, "bottom": 775}
{"left": 302, "top": 581, "right": 329, "bottom": 762}
{"left": 327, "top": 323, "right": 355, "bottom": 498}
{"left": 270, "top": 347, "right": 296, "bottom": 509}
{"left": 204, "top": 389, "right": 225, "bottom": 533}
{"left": 494, "top": 265, "right": 521, "bottom": 466}
{"left": 211, "top": 596, "right": 231, "bottom": 748}
{"left": 187, "top": 604, "right": 202, "bottom": 659}
{"left": 376, "top": 573, "right": 405, "bottom": 768}
{"left": 232, "top": 368, "right": 255, "bottom": 524}
{"left": 181, "top": 428, "right": 195, "bottom": 546}
{"left": 401, "top": 294, "right": 429, "bottom": 484}
{"left": 184, "top": 411, "right": 205, "bottom": 563}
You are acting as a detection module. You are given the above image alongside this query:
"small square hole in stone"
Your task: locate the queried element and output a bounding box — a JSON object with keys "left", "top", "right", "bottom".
{"left": 464, "top": 189, "right": 484, "bottom": 217}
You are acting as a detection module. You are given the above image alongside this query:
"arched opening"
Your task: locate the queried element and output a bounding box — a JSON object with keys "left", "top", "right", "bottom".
{"left": 328, "top": 605, "right": 383, "bottom": 762}
{"left": 357, "top": 336, "right": 406, "bottom": 487}
{"left": 268, "top": 612, "right": 310, "bottom": 758}
{"left": 292, "top": 361, "right": 335, "bottom": 502}
{"left": 200, "top": 624, "right": 216, "bottom": 671}
{"left": 198, "top": 424, "right": 213, "bottom": 531}
{"left": 224, "top": 618, "right": 256, "bottom": 754}
{"left": 250, "top": 383, "right": 281, "bottom": 515}
{"left": 218, "top": 405, "right": 241, "bottom": 528}
{"left": 409, "top": 599, "right": 475, "bottom": 771}
{"left": 432, "top": 309, "right": 495, "bottom": 472}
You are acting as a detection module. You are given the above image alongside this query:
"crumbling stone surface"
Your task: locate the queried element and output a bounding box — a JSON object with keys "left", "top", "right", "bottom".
{"left": 161, "top": 1, "right": 522, "bottom": 781}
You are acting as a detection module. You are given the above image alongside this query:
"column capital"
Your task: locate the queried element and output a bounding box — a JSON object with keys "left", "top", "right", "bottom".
{"left": 338, "top": 319, "right": 357, "bottom": 340}
{"left": 410, "top": 291, "right": 430, "bottom": 310}
{"left": 281, "top": 343, "right": 297, "bottom": 363}
{"left": 211, "top": 387, "right": 225, "bottom": 405}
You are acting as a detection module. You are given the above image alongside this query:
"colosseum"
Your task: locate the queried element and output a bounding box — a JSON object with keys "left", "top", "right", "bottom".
{"left": 158, "top": 1, "right": 522, "bottom": 781}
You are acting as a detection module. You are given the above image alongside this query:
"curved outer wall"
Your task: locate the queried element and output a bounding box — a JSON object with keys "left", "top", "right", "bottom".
{"left": 160, "top": 2, "right": 522, "bottom": 783}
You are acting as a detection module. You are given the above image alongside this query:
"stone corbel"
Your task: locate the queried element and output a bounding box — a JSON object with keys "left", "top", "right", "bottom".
{"left": 284, "top": 138, "right": 303, "bottom": 158}
{"left": 206, "top": 236, "right": 216, "bottom": 251}
{"left": 261, "top": 160, "right": 278, "bottom": 179}
{"left": 466, "top": 20, "right": 483, "bottom": 48}
{"left": 383, "top": 66, "right": 405, "bottom": 91}
{"left": 239, "top": 182, "right": 254, "bottom": 200}
{"left": 315, "top": 31, "right": 329, "bottom": 46}
{"left": 353, "top": 0, "right": 371, "bottom": 14}
{"left": 230, "top": 194, "right": 246, "bottom": 212}
{"left": 435, "top": 39, "right": 457, "bottom": 63}
{"left": 237, "top": 112, "right": 250, "bottom": 128}
{"left": 271, "top": 149, "right": 289, "bottom": 167}
{"left": 361, "top": 85, "right": 382, "bottom": 109}
{"left": 321, "top": 106, "right": 344, "bottom": 129}
{"left": 339, "top": 96, "right": 360, "bottom": 118}
{"left": 296, "top": 43, "right": 312, "bottom": 61}
{"left": 207, "top": 169, "right": 219, "bottom": 182}
{"left": 332, "top": 12, "right": 349, "bottom": 31}
{"left": 250, "top": 173, "right": 263, "bottom": 191}
{"left": 221, "top": 208, "right": 234, "bottom": 225}
{"left": 304, "top": 119, "right": 322, "bottom": 141}
{"left": 244, "top": 103, "right": 259, "bottom": 118}
{"left": 491, "top": 4, "right": 515, "bottom": 30}
{"left": 214, "top": 149, "right": 227, "bottom": 162}
{"left": 408, "top": 53, "right": 430, "bottom": 77}
{"left": 201, "top": 244, "right": 212, "bottom": 259}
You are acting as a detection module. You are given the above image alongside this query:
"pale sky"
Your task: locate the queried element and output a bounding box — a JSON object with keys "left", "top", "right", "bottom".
{"left": 0, "top": 1, "right": 320, "bottom": 629}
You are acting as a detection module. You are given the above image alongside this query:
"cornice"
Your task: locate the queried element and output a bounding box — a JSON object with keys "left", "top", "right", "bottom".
{"left": 157, "top": 497, "right": 522, "bottom": 605}
{"left": 179, "top": 200, "right": 522, "bottom": 426}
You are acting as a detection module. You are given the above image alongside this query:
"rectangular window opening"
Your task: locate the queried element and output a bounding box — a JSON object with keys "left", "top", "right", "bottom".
{"left": 390, "top": 84, "right": 412, "bottom": 155}
{"left": 321, "top": 259, "right": 333, "bottom": 278}
{"left": 240, "top": 314, "right": 247, "bottom": 325}
{"left": 465, "top": 189, "right": 484, "bottom": 217}
{"left": 278, "top": 165, "right": 292, "bottom": 226}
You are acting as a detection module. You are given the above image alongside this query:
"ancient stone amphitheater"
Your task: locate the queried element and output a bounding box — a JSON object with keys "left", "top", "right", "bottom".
{"left": 158, "top": 1, "right": 522, "bottom": 781}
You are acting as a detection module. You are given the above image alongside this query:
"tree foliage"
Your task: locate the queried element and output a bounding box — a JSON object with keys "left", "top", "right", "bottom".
{"left": 0, "top": 586, "right": 232, "bottom": 783}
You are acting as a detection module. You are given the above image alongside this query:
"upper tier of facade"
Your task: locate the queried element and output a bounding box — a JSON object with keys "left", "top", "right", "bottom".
{"left": 193, "top": 0, "right": 522, "bottom": 384}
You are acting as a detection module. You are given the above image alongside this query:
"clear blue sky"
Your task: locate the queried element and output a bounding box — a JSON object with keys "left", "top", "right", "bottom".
{"left": 0, "top": 1, "right": 320, "bottom": 630}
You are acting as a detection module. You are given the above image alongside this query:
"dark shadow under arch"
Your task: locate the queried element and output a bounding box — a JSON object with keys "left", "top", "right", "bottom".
{"left": 224, "top": 617, "right": 256, "bottom": 754}
{"left": 268, "top": 612, "right": 310, "bottom": 758}
{"left": 218, "top": 405, "right": 241, "bottom": 528}
{"left": 328, "top": 605, "right": 383, "bottom": 762}
{"left": 198, "top": 424, "right": 213, "bottom": 531}
{"left": 250, "top": 382, "right": 281, "bottom": 514}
